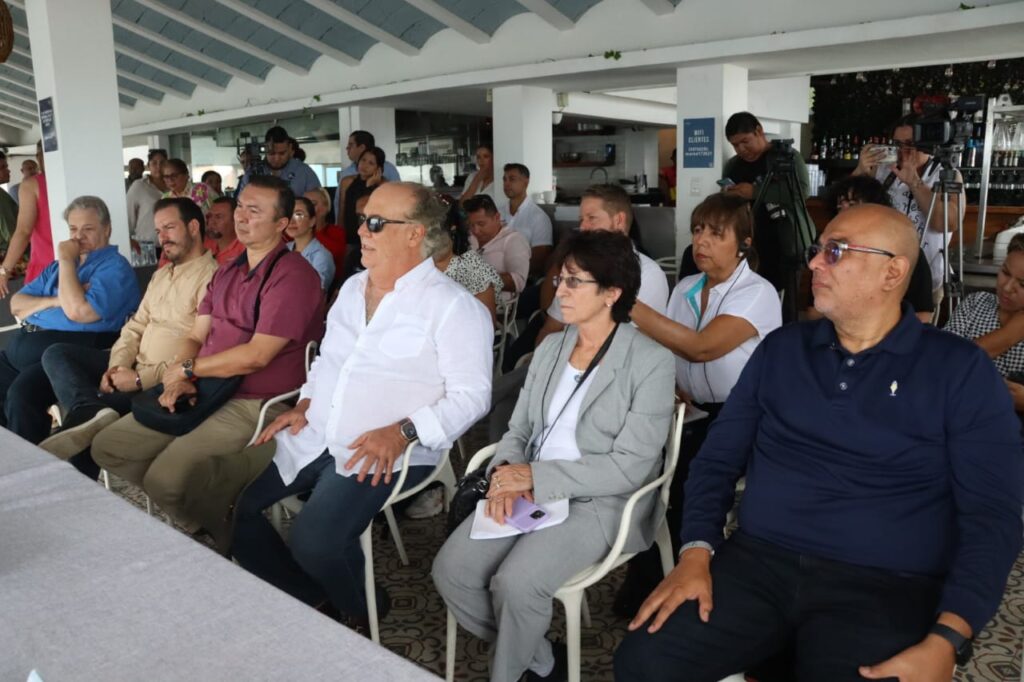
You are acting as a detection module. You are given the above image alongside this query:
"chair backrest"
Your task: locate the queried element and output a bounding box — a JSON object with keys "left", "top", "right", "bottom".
{"left": 659, "top": 403, "right": 687, "bottom": 510}
{"left": 465, "top": 443, "right": 498, "bottom": 476}
{"left": 513, "top": 352, "right": 534, "bottom": 371}
{"left": 304, "top": 340, "right": 318, "bottom": 375}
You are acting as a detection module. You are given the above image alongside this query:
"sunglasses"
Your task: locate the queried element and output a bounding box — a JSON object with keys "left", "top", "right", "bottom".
{"left": 806, "top": 239, "right": 896, "bottom": 266}
{"left": 553, "top": 274, "right": 599, "bottom": 290}
{"left": 357, "top": 213, "right": 416, "bottom": 233}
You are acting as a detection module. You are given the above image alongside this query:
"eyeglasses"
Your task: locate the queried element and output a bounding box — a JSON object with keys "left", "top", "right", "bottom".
{"left": 292, "top": 212, "right": 310, "bottom": 220}
{"left": 806, "top": 239, "right": 896, "bottom": 266}
{"left": 357, "top": 213, "right": 417, "bottom": 233}
{"left": 553, "top": 274, "right": 599, "bottom": 289}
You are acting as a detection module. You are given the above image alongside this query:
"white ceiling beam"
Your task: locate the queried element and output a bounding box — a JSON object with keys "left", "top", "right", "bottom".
{"left": 304, "top": 0, "right": 419, "bottom": 56}
{"left": 0, "top": 107, "right": 35, "bottom": 125}
{"left": 637, "top": 0, "right": 675, "bottom": 14}
{"left": 1, "top": 60, "right": 34, "bottom": 78}
{"left": 115, "top": 44, "right": 226, "bottom": 92}
{"left": 0, "top": 97, "right": 38, "bottom": 116}
{"left": 1, "top": 89, "right": 37, "bottom": 111}
{"left": 0, "top": 114, "right": 33, "bottom": 130}
{"left": 131, "top": 0, "right": 308, "bottom": 75}
{"left": 0, "top": 74, "right": 35, "bottom": 97}
{"left": 403, "top": 0, "right": 490, "bottom": 44}
{"left": 111, "top": 15, "right": 262, "bottom": 85}
{"left": 211, "top": 0, "right": 359, "bottom": 66}
{"left": 11, "top": 44, "right": 31, "bottom": 61}
{"left": 120, "top": 101, "right": 135, "bottom": 110}
{"left": 117, "top": 82, "right": 162, "bottom": 105}
{"left": 515, "top": 0, "right": 575, "bottom": 30}
{"left": 115, "top": 68, "right": 189, "bottom": 98}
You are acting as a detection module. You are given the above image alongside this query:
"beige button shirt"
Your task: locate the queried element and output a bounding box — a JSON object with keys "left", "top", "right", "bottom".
{"left": 107, "top": 252, "right": 219, "bottom": 388}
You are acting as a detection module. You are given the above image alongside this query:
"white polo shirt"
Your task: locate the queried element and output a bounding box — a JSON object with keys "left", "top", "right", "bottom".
{"left": 500, "top": 195, "right": 553, "bottom": 248}
{"left": 667, "top": 260, "right": 781, "bottom": 404}
{"left": 547, "top": 248, "right": 669, "bottom": 323}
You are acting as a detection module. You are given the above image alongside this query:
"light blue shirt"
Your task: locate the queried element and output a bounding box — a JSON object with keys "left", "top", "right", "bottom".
{"left": 21, "top": 245, "right": 141, "bottom": 332}
{"left": 238, "top": 158, "right": 322, "bottom": 198}
{"left": 334, "top": 160, "right": 401, "bottom": 217}
{"left": 288, "top": 238, "right": 335, "bottom": 291}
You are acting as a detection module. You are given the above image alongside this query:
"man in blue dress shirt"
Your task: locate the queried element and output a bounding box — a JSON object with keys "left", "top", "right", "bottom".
{"left": 2, "top": 195, "right": 140, "bottom": 444}
{"left": 615, "top": 204, "right": 1023, "bottom": 681}
{"left": 236, "top": 125, "right": 322, "bottom": 199}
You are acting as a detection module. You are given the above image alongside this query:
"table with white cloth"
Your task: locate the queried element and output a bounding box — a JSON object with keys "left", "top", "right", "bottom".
{"left": 0, "top": 428, "right": 438, "bottom": 682}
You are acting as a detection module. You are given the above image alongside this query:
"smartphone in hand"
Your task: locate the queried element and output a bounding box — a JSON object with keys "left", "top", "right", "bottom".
{"left": 507, "top": 497, "right": 548, "bottom": 533}
{"left": 716, "top": 178, "right": 736, "bottom": 188}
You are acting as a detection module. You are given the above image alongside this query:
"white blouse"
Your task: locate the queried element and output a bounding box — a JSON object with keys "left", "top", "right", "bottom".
{"left": 667, "top": 260, "right": 781, "bottom": 404}
{"left": 532, "top": 363, "right": 599, "bottom": 463}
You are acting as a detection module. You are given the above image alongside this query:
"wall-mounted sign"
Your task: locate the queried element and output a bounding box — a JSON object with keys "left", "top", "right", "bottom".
{"left": 39, "top": 97, "right": 57, "bottom": 152}
{"left": 683, "top": 117, "right": 714, "bottom": 169}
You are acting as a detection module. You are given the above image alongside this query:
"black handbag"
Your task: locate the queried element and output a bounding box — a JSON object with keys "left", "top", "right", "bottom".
{"left": 445, "top": 324, "right": 619, "bottom": 535}
{"left": 130, "top": 249, "right": 289, "bottom": 436}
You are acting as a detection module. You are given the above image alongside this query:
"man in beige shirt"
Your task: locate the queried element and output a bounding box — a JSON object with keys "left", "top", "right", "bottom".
{"left": 38, "top": 197, "right": 218, "bottom": 478}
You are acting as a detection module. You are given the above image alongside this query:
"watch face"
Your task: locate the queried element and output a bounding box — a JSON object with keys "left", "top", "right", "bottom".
{"left": 401, "top": 421, "right": 417, "bottom": 440}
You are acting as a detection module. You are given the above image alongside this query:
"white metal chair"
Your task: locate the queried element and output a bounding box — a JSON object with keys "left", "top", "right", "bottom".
{"left": 656, "top": 256, "right": 678, "bottom": 287}
{"left": 444, "top": 403, "right": 687, "bottom": 682}
{"left": 247, "top": 340, "right": 318, "bottom": 447}
{"left": 493, "top": 293, "right": 520, "bottom": 375}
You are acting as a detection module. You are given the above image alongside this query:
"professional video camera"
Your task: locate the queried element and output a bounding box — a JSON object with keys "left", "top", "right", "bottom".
{"left": 235, "top": 133, "right": 268, "bottom": 175}
{"left": 912, "top": 95, "right": 985, "bottom": 147}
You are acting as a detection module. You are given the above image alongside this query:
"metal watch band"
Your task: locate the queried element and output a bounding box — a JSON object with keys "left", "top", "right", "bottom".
{"left": 678, "top": 541, "right": 715, "bottom": 559}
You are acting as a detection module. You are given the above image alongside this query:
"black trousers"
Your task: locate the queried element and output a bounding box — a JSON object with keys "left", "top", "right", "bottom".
{"left": 0, "top": 328, "right": 118, "bottom": 444}
{"left": 614, "top": 531, "right": 942, "bottom": 682}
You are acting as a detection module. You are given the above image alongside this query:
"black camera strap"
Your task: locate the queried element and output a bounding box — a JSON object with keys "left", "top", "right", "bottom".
{"left": 528, "top": 323, "right": 619, "bottom": 462}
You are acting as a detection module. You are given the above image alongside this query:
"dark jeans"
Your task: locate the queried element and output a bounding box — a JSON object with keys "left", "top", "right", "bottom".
{"left": 231, "top": 450, "right": 431, "bottom": 617}
{"left": 0, "top": 328, "right": 118, "bottom": 444}
{"left": 614, "top": 531, "right": 942, "bottom": 682}
{"left": 41, "top": 344, "right": 136, "bottom": 417}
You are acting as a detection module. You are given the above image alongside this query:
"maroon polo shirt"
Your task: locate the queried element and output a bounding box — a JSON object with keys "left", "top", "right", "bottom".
{"left": 197, "top": 240, "right": 325, "bottom": 400}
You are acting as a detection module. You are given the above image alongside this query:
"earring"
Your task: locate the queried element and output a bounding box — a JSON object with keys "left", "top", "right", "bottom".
{"left": 606, "top": 302, "right": 612, "bottom": 307}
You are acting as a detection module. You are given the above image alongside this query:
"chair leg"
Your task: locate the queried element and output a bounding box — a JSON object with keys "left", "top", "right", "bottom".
{"left": 361, "top": 529, "right": 381, "bottom": 644}
{"left": 145, "top": 494, "right": 153, "bottom": 516}
{"left": 581, "top": 589, "right": 592, "bottom": 628}
{"left": 655, "top": 520, "right": 674, "bottom": 577}
{"left": 559, "top": 590, "right": 583, "bottom": 682}
{"left": 385, "top": 507, "right": 409, "bottom": 566}
{"left": 438, "top": 459, "right": 457, "bottom": 512}
{"left": 445, "top": 608, "right": 457, "bottom": 682}
{"left": 270, "top": 503, "right": 284, "bottom": 533}
{"left": 101, "top": 469, "right": 111, "bottom": 491}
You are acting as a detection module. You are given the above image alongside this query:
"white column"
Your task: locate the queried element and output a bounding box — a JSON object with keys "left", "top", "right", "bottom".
{"left": 338, "top": 106, "right": 397, "bottom": 167}
{"left": 146, "top": 135, "right": 170, "bottom": 152}
{"left": 492, "top": 86, "right": 554, "bottom": 203}
{"left": 675, "top": 64, "right": 748, "bottom": 259}
{"left": 25, "top": 0, "right": 130, "bottom": 257}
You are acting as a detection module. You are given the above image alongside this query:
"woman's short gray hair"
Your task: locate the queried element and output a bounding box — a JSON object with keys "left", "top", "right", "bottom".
{"left": 403, "top": 183, "right": 451, "bottom": 259}
{"left": 63, "top": 195, "right": 111, "bottom": 226}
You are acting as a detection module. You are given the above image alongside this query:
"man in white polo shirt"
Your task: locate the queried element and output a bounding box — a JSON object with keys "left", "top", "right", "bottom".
{"left": 500, "top": 163, "right": 553, "bottom": 279}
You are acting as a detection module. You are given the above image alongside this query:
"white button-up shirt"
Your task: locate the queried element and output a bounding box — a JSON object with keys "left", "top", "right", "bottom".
{"left": 667, "top": 260, "right": 781, "bottom": 405}
{"left": 272, "top": 258, "right": 494, "bottom": 485}
{"left": 500, "top": 195, "right": 553, "bottom": 248}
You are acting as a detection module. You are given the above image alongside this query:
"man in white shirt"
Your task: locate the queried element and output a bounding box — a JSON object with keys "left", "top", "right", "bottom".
{"left": 466, "top": 194, "right": 531, "bottom": 297}
{"left": 500, "top": 163, "right": 553, "bottom": 278}
{"left": 230, "top": 181, "right": 493, "bottom": 627}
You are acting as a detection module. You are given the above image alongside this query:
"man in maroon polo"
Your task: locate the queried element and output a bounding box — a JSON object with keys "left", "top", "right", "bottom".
{"left": 92, "top": 176, "right": 324, "bottom": 532}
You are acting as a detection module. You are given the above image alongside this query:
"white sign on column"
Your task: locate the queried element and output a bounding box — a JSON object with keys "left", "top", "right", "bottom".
{"left": 25, "top": 0, "right": 130, "bottom": 257}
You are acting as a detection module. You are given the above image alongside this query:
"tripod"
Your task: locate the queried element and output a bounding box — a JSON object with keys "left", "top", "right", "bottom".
{"left": 752, "top": 144, "right": 816, "bottom": 322}
{"left": 920, "top": 148, "right": 965, "bottom": 322}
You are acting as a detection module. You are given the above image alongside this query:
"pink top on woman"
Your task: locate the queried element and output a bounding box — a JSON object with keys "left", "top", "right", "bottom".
{"left": 25, "top": 173, "right": 53, "bottom": 283}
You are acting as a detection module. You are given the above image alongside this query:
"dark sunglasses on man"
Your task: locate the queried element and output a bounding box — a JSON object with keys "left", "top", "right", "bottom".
{"left": 357, "top": 214, "right": 416, "bottom": 233}
{"left": 805, "top": 239, "right": 896, "bottom": 266}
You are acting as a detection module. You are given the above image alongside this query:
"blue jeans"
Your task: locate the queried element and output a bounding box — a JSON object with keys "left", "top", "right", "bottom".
{"left": 231, "top": 449, "right": 431, "bottom": 617}
{"left": 41, "top": 344, "right": 135, "bottom": 417}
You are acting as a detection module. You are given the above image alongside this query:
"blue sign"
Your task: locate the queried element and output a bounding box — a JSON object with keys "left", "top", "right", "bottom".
{"left": 39, "top": 97, "right": 57, "bottom": 152}
{"left": 683, "top": 117, "right": 714, "bottom": 169}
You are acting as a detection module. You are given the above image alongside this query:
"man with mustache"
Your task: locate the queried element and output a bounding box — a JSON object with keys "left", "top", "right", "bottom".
{"left": 37, "top": 197, "right": 218, "bottom": 479}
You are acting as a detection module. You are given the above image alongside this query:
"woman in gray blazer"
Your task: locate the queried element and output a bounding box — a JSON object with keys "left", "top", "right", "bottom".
{"left": 433, "top": 230, "right": 675, "bottom": 682}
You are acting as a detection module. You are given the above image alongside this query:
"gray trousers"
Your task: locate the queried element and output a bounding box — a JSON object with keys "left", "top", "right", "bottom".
{"left": 432, "top": 500, "right": 609, "bottom": 682}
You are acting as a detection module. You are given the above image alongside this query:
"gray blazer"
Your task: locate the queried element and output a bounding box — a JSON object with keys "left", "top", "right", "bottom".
{"left": 492, "top": 323, "right": 675, "bottom": 553}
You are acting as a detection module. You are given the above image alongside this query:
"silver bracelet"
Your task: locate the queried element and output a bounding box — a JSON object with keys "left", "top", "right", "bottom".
{"left": 678, "top": 540, "right": 715, "bottom": 559}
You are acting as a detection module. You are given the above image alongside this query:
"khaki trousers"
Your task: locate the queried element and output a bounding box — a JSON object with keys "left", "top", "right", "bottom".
{"left": 92, "top": 398, "right": 287, "bottom": 530}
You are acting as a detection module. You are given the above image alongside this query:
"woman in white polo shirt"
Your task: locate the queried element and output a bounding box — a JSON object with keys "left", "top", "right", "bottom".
{"left": 618, "top": 193, "right": 781, "bottom": 614}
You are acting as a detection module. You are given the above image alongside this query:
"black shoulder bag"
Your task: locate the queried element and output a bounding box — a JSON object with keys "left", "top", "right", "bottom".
{"left": 446, "top": 324, "right": 618, "bottom": 534}
{"left": 131, "top": 249, "right": 289, "bottom": 437}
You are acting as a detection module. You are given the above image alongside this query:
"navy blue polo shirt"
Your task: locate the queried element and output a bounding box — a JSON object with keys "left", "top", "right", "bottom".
{"left": 681, "top": 304, "right": 1023, "bottom": 633}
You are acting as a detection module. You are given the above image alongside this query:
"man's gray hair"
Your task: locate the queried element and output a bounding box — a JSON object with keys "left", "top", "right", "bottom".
{"left": 402, "top": 183, "right": 450, "bottom": 259}
{"left": 63, "top": 195, "right": 111, "bottom": 226}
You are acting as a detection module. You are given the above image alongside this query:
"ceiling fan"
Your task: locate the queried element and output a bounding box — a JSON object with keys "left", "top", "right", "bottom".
{"left": 0, "top": 1, "right": 12, "bottom": 63}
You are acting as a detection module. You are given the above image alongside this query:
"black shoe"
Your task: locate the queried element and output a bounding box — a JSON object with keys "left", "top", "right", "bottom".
{"left": 522, "top": 640, "right": 568, "bottom": 682}
{"left": 328, "top": 584, "right": 392, "bottom": 637}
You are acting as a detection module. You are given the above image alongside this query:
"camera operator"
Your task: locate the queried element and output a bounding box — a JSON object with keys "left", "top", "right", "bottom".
{"left": 721, "top": 112, "right": 810, "bottom": 315}
{"left": 236, "top": 125, "right": 321, "bottom": 199}
{"left": 853, "top": 114, "right": 964, "bottom": 306}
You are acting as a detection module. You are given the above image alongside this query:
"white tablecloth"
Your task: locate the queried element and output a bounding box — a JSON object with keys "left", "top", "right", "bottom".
{"left": 0, "top": 428, "right": 438, "bottom": 681}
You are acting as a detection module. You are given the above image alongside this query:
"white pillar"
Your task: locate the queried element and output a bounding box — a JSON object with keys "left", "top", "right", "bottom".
{"left": 492, "top": 86, "right": 554, "bottom": 204}
{"left": 338, "top": 106, "right": 397, "bottom": 168}
{"left": 25, "top": 0, "right": 130, "bottom": 257}
{"left": 146, "top": 135, "right": 170, "bottom": 152}
{"left": 675, "top": 64, "right": 748, "bottom": 259}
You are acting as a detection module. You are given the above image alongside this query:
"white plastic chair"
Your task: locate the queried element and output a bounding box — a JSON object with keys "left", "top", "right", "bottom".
{"left": 493, "top": 293, "right": 520, "bottom": 375}
{"left": 656, "top": 256, "right": 678, "bottom": 287}
{"left": 247, "top": 340, "right": 318, "bottom": 447}
{"left": 445, "top": 403, "right": 687, "bottom": 682}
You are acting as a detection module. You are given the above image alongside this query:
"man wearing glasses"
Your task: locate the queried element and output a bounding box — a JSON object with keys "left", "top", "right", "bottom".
{"left": 616, "top": 204, "right": 1022, "bottom": 681}
{"left": 853, "top": 114, "right": 965, "bottom": 306}
{"left": 229, "top": 181, "right": 493, "bottom": 630}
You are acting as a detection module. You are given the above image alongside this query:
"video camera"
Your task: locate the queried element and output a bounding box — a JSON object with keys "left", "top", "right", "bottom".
{"left": 912, "top": 95, "right": 985, "bottom": 147}
{"left": 236, "top": 133, "right": 268, "bottom": 175}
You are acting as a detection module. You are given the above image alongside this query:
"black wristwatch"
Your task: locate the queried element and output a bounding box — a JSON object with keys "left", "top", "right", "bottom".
{"left": 182, "top": 358, "right": 196, "bottom": 382}
{"left": 929, "top": 623, "right": 973, "bottom": 666}
{"left": 398, "top": 417, "right": 417, "bottom": 443}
